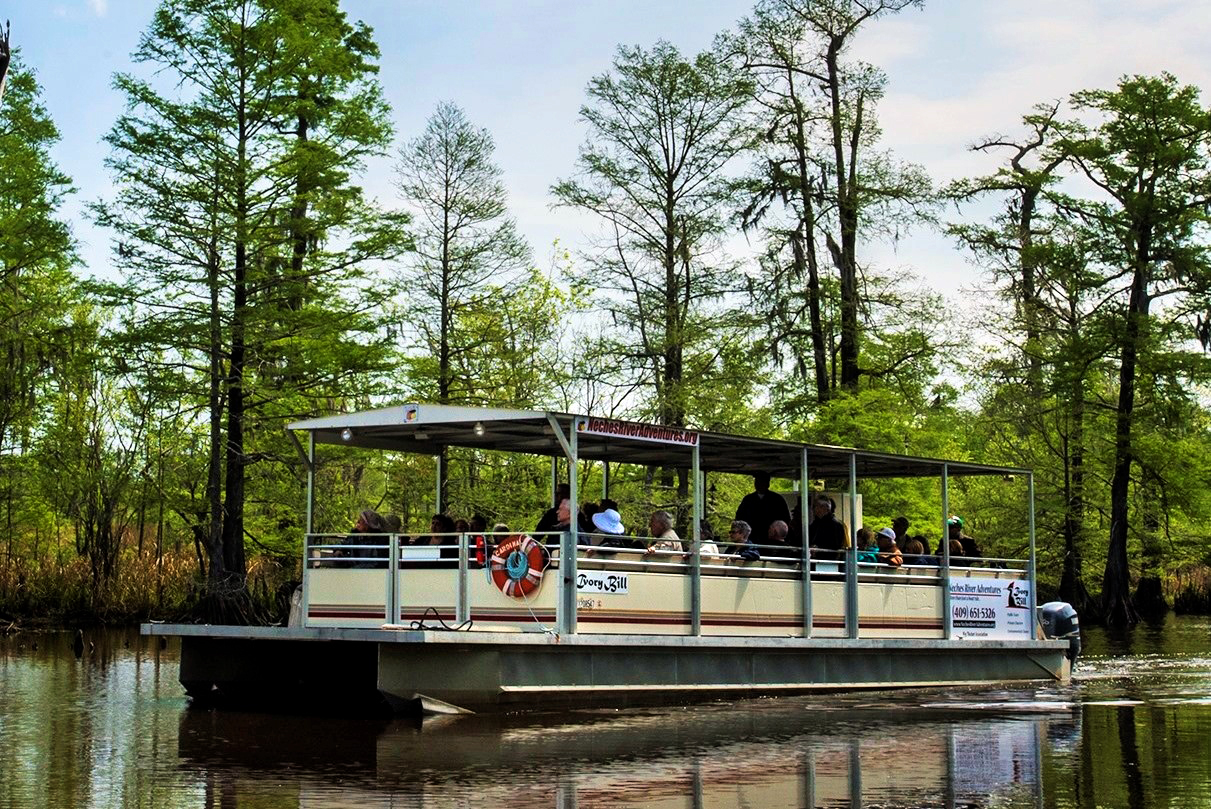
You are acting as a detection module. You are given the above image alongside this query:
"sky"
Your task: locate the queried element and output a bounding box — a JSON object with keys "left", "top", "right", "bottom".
{"left": 7, "top": 0, "right": 1211, "bottom": 304}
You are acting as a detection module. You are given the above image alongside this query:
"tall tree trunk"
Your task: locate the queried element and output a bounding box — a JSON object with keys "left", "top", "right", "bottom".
{"left": 825, "top": 38, "right": 861, "bottom": 391}
{"left": 1059, "top": 374, "right": 1094, "bottom": 614}
{"left": 788, "top": 68, "right": 829, "bottom": 403}
{"left": 1102, "top": 262, "right": 1148, "bottom": 626}
{"left": 220, "top": 74, "right": 249, "bottom": 584}
{"left": 205, "top": 180, "right": 225, "bottom": 588}
{"left": 1018, "top": 186, "right": 1044, "bottom": 393}
{"left": 288, "top": 109, "right": 311, "bottom": 310}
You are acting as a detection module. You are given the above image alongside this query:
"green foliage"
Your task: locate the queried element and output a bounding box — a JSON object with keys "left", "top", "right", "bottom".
{"left": 553, "top": 39, "right": 755, "bottom": 432}
{"left": 394, "top": 101, "right": 532, "bottom": 405}
{"left": 91, "top": 0, "right": 405, "bottom": 598}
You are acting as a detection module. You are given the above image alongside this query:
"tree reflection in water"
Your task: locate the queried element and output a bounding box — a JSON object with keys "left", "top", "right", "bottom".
{"left": 1, "top": 617, "right": 1210, "bottom": 808}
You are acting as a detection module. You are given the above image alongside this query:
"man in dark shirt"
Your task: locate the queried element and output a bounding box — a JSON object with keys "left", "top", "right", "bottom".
{"left": 734, "top": 472, "right": 792, "bottom": 546}
{"left": 807, "top": 494, "right": 847, "bottom": 553}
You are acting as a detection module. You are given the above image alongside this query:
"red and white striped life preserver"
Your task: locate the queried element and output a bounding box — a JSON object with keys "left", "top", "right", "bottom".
{"left": 489, "top": 534, "right": 547, "bottom": 598}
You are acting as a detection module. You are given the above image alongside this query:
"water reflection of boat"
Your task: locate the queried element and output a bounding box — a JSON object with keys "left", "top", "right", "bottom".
{"left": 177, "top": 697, "right": 1072, "bottom": 808}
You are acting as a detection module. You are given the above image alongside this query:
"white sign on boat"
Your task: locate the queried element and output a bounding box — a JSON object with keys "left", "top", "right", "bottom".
{"left": 576, "top": 416, "right": 699, "bottom": 446}
{"left": 576, "top": 571, "right": 629, "bottom": 594}
{"left": 950, "top": 578, "right": 1032, "bottom": 640}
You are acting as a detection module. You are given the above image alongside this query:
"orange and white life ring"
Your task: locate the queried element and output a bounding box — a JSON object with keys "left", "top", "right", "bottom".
{"left": 490, "top": 534, "right": 547, "bottom": 598}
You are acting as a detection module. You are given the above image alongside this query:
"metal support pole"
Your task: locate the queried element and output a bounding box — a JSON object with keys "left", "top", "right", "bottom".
{"left": 942, "top": 463, "right": 952, "bottom": 640}
{"left": 388, "top": 532, "right": 400, "bottom": 624}
{"left": 550, "top": 456, "right": 558, "bottom": 505}
{"left": 457, "top": 532, "right": 469, "bottom": 625}
{"left": 435, "top": 450, "right": 445, "bottom": 514}
{"left": 303, "top": 432, "right": 315, "bottom": 628}
{"left": 305, "top": 433, "right": 315, "bottom": 535}
{"left": 1028, "top": 472, "right": 1038, "bottom": 629}
{"left": 846, "top": 453, "right": 859, "bottom": 639}
{"left": 691, "top": 444, "right": 702, "bottom": 636}
{"left": 801, "top": 448, "right": 812, "bottom": 637}
{"left": 603, "top": 461, "right": 610, "bottom": 500}
{"left": 564, "top": 420, "right": 580, "bottom": 634}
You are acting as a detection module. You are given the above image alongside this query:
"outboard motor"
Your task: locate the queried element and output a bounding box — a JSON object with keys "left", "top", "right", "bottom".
{"left": 1038, "top": 601, "right": 1081, "bottom": 662}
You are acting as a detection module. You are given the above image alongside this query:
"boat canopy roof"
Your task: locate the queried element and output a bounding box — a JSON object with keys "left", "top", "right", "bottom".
{"left": 287, "top": 404, "right": 1026, "bottom": 480}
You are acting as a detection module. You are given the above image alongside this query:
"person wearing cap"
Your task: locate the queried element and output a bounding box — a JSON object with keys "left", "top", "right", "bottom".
{"left": 947, "top": 516, "right": 981, "bottom": 559}
{"left": 876, "top": 526, "right": 903, "bottom": 568}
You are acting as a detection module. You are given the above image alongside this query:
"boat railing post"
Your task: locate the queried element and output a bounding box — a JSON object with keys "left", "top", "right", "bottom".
{"left": 565, "top": 417, "right": 580, "bottom": 635}
{"left": 1028, "top": 472, "right": 1037, "bottom": 629}
{"left": 435, "top": 450, "right": 445, "bottom": 515}
{"left": 942, "top": 463, "right": 952, "bottom": 640}
{"left": 546, "top": 414, "right": 579, "bottom": 635}
{"left": 457, "top": 531, "right": 469, "bottom": 625}
{"left": 846, "top": 453, "right": 859, "bottom": 639}
{"left": 302, "top": 432, "right": 315, "bottom": 628}
{"left": 691, "top": 443, "right": 702, "bottom": 637}
{"left": 305, "top": 432, "right": 315, "bottom": 535}
{"left": 302, "top": 533, "right": 312, "bottom": 629}
{"left": 388, "top": 532, "right": 400, "bottom": 625}
{"left": 801, "top": 448, "right": 812, "bottom": 638}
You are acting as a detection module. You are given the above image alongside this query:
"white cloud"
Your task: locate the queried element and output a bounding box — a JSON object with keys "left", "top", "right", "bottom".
{"left": 87, "top": 0, "right": 108, "bottom": 17}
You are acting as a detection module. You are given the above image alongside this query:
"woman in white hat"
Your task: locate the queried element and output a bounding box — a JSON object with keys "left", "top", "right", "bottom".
{"left": 591, "top": 507, "right": 629, "bottom": 550}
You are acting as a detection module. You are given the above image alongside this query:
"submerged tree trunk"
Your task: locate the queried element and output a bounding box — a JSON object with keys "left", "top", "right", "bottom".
{"left": 1135, "top": 470, "right": 1168, "bottom": 618}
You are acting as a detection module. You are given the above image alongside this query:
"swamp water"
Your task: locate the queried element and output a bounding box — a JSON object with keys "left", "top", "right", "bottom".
{"left": 0, "top": 615, "right": 1208, "bottom": 808}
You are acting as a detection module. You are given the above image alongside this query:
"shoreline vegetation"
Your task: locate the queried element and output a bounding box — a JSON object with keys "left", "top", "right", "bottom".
{"left": 2, "top": 0, "right": 1209, "bottom": 631}
{"left": 0, "top": 552, "right": 297, "bottom": 632}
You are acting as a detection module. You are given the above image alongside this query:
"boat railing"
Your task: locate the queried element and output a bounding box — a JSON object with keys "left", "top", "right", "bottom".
{"left": 303, "top": 530, "right": 1031, "bottom": 638}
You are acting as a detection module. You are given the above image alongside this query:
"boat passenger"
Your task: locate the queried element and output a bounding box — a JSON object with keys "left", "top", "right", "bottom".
{"left": 901, "top": 537, "right": 926, "bottom": 566}
{"left": 734, "top": 472, "right": 792, "bottom": 548}
{"left": 646, "top": 510, "right": 681, "bottom": 554}
{"left": 766, "top": 519, "right": 796, "bottom": 560}
{"left": 728, "top": 520, "right": 760, "bottom": 560}
{"left": 417, "top": 513, "right": 456, "bottom": 546}
{"left": 343, "top": 509, "right": 387, "bottom": 567}
{"left": 788, "top": 503, "right": 803, "bottom": 547}
{"left": 492, "top": 522, "right": 509, "bottom": 534}
{"left": 591, "top": 507, "right": 628, "bottom": 549}
{"left": 807, "top": 495, "right": 847, "bottom": 559}
{"left": 893, "top": 516, "right": 910, "bottom": 545}
{"left": 947, "top": 516, "right": 981, "bottom": 560}
{"left": 534, "top": 496, "right": 571, "bottom": 546}
{"left": 856, "top": 526, "right": 878, "bottom": 564}
{"left": 947, "top": 538, "right": 965, "bottom": 565}
{"left": 534, "top": 483, "right": 571, "bottom": 536}
{"left": 697, "top": 519, "right": 720, "bottom": 556}
{"left": 876, "top": 527, "right": 903, "bottom": 568}
{"left": 583, "top": 501, "right": 600, "bottom": 527}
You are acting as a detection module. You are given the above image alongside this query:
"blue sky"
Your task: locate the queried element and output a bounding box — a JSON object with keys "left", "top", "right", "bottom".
{"left": 8, "top": 0, "right": 1211, "bottom": 300}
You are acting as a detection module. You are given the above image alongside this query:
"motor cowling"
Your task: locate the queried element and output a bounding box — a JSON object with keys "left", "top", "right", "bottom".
{"left": 1038, "top": 601, "right": 1081, "bottom": 661}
